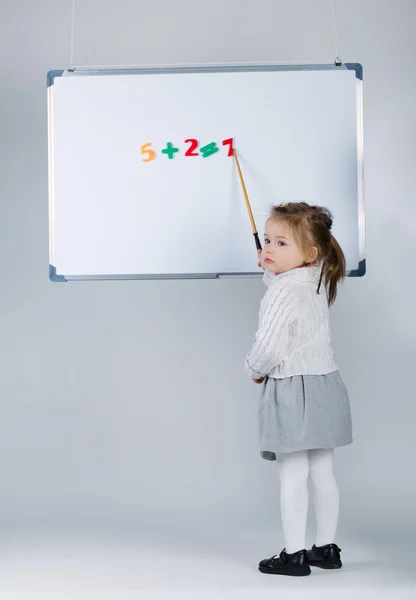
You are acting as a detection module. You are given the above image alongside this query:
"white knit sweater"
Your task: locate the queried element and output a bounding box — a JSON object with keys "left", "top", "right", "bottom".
{"left": 245, "top": 266, "right": 338, "bottom": 379}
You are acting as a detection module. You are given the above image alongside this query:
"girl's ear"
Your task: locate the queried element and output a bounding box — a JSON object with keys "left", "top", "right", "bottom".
{"left": 305, "top": 246, "right": 318, "bottom": 264}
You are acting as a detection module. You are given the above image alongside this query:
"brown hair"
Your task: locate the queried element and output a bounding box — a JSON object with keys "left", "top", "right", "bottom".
{"left": 269, "top": 202, "right": 346, "bottom": 305}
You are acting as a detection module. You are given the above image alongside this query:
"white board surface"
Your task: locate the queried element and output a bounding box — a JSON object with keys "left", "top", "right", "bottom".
{"left": 47, "top": 64, "right": 364, "bottom": 281}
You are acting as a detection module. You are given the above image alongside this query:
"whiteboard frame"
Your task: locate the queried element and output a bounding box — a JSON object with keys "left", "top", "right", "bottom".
{"left": 47, "top": 63, "right": 365, "bottom": 282}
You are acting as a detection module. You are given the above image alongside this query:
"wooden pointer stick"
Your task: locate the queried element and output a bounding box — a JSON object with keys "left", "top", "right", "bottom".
{"left": 233, "top": 149, "right": 262, "bottom": 251}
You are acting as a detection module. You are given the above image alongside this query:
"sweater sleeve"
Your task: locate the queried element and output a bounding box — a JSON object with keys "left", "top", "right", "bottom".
{"left": 245, "top": 283, "right": 300, "bottom": 379}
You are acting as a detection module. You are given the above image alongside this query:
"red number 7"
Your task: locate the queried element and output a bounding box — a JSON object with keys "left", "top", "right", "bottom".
{"left": 222, "top": 138, "right": 234, "bottom": 157}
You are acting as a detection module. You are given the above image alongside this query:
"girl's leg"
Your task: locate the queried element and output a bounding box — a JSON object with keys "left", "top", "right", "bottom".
{"left": 308, "top": 448, "right": 339, "bottom": 547}
{"left": 276, "top": 450, "right": 309, "bottom": 553}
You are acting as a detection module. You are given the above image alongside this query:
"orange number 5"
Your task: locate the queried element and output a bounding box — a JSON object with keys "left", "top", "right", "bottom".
{"left": 141, "top": 142, "right": 155, "bottom": 162}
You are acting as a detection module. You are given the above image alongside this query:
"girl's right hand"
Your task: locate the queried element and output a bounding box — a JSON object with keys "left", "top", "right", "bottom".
{"left": 257, "top": 249, "right": 264, "bottom": 269}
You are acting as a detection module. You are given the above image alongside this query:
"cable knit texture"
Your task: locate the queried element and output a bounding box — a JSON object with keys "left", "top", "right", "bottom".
{"left": 245, "top": 266, "right": 338, "bottom": 379}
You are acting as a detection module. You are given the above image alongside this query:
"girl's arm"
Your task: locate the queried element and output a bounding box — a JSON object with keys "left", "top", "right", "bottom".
{"left": 245, "top": 285, "right": 300, "bottom": 379}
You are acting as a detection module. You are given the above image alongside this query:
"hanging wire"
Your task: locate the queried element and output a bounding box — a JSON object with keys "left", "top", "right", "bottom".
{"left": 332, "top": 0, "right": 342, "bottom": 65}
{"left": 69, "top": 0, "right": 76, "bottom": 70}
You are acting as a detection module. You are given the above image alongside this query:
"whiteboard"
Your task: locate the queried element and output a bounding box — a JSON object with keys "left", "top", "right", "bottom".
{"left": 47, "top": 64, "right": 365, "bottom": 281}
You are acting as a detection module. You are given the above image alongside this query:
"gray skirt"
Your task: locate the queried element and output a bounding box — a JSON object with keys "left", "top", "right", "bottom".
{"left": 258, "top": 371, "right": 353, "bottom": 460}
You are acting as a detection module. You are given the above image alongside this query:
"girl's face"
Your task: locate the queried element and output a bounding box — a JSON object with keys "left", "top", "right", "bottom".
{"left": 260, "top": 219, "right": 314, "bottom": 273}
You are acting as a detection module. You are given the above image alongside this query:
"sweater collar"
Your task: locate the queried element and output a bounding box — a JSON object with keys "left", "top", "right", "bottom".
{"left": 271, "top": 265, "right": 322, "bottom": 285}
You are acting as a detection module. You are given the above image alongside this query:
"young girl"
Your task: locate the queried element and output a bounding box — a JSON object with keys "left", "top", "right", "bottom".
{"left": 245, "top": 202, "right": 353, "bottom": 577}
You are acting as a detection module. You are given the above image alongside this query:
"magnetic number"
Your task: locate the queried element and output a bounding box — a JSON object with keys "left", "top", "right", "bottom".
{"left": 184, "top": 139, "right": 199, "bottom": 156}
{"left": 222, "top": 138, "right": 234, "bottom": 157}
{"left": 141, "top": 142, "right": 155, "bottom": 162}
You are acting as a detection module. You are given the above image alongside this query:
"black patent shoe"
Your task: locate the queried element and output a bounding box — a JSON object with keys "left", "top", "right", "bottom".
{"left": 307, "top": 544, "right": 342, "bottom": 569}
{"left": 258, "top": 549, "right": 311, "bottom": 577}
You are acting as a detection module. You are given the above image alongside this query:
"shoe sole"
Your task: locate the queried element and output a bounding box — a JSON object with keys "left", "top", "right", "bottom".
{"left": 258, "top": 566, "right": 311, "bottom": 577}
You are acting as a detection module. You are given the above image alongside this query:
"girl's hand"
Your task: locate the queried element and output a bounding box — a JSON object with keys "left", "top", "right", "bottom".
{"left": 257, "top": 249, "right": 264, "bottom": 269}
{"left": 252, "top": 377, "right": 265, "bottom": 384}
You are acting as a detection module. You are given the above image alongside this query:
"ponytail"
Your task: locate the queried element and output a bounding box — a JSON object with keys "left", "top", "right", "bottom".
{"left": 317, "top": 234, "right": 346, "bottom": 306}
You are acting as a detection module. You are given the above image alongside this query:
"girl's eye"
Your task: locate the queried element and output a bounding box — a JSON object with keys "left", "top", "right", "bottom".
{"left": 278, "top": 241, "right": 286, "bottom": 247}
{"left": 264, "top": 239, "right": 270, "bottom": 244}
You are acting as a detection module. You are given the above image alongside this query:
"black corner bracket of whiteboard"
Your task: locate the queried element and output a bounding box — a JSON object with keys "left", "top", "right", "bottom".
{"left": 345, "top": 63, "right": 363, "bottom": 80}
{"left": 348, "top": 259, "right": 366, "bottom": 277}
{"left": 47, "top": 70, "right": 64, "bottom": 87}
{"left": 49, "top": 265, "right": 67, "bottom": 282}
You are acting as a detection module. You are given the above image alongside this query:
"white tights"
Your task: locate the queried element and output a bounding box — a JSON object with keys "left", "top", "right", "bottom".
{"left": 276, "top": 449, "right": 339, "bottom": 554}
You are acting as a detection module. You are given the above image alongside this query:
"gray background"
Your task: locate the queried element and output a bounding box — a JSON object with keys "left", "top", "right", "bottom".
{"left": 0, "top": 0, "right": 415, "bottom": 596}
